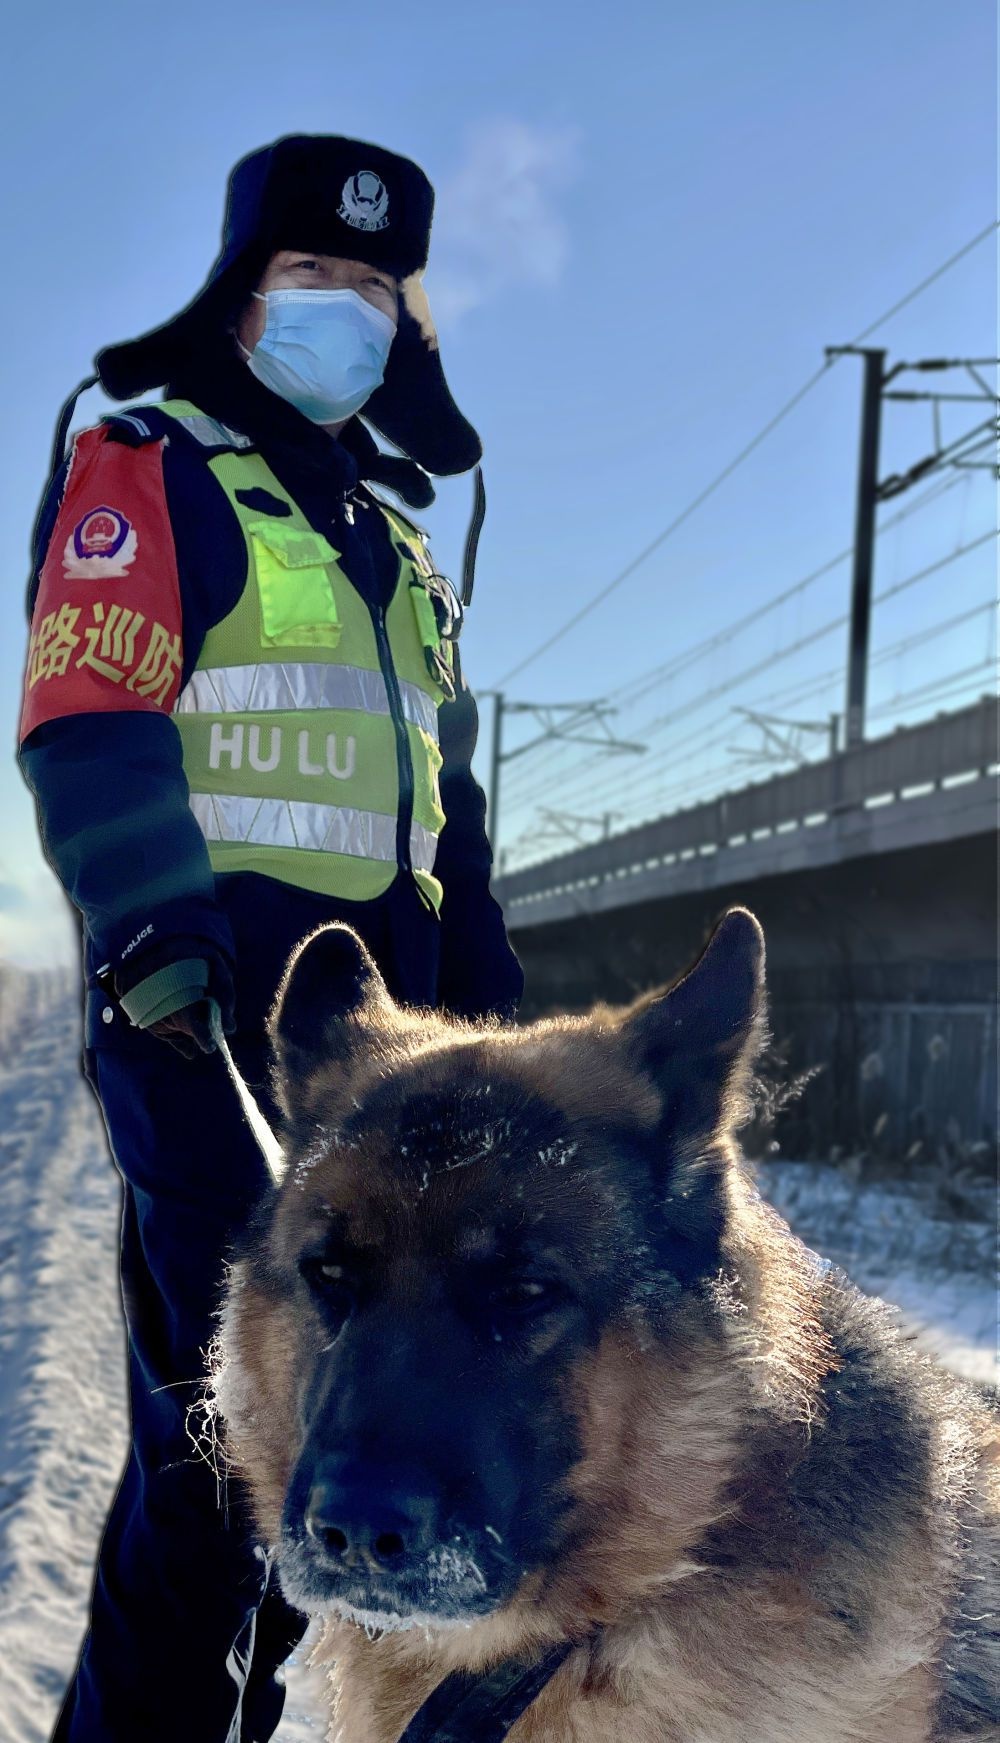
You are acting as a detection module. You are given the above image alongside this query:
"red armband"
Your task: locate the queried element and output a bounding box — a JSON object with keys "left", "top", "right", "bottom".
{"left": 19, "top": 426, "right": 184, "bottom": 742}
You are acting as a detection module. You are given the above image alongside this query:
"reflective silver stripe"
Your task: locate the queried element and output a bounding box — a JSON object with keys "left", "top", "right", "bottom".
{"left": 173, "top": 413, "right": 252, "bottom": 450}
{"left": 115, "top": 414, "right": 151, "bottom": 438}
{"left": 410, "top": 820, "right": 439, "bottom": 875}
{"left": 190, "top": 793, "right": 439, "bottom": 873}
{"left": 176, "top": 662, "right": 439, "bottom": 739}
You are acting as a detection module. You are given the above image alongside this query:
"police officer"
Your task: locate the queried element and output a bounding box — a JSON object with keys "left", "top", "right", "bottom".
{"left": 18, "top": 134, "right": 522, "bottom": 1743}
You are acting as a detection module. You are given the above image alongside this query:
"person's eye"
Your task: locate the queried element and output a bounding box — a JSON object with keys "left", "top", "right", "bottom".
{"left": 294, "top": 259, "right": 320, "bottom": 271}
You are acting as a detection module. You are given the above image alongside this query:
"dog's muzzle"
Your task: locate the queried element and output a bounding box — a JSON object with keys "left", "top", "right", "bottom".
{"left": 279, "top": 1454, "right": 505, "bottom": 1624}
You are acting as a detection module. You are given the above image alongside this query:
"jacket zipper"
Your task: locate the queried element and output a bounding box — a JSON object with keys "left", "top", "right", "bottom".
{"left": 371, "top": 597, "right": 415, "bottom": 879}
{"left": 339, "top": 496, "right": 417, "bottom": 888}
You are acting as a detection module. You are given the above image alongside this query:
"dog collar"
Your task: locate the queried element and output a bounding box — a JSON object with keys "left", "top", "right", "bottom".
{"left": 396, "top": 1636, "right": 580, "bottom": 1742}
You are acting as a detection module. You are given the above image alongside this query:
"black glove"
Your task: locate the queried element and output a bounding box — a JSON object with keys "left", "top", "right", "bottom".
{"left": 147, "top": 995, "right": 222, "bottom": 1061}
{"left": 115, "top": 941, "right": 236, "bottom": 1058}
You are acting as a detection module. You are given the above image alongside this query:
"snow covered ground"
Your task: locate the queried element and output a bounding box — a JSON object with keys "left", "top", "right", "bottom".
{"left": 0, "top": 980, "right": 994, "bottom": 1742}
{"left": 758, "top": 1160, "right": 996, "bottom": 1385}
{"left": 0, "top": 986, "right": 325, "bottom": 1740}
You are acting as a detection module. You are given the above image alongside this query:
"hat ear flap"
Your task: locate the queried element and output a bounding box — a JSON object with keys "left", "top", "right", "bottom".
{"left": 364, "top": 282, "right": 482, "bottom": 476}
{"left": 94, "top": 255, "right": 264, "bottom": 400}
{"left": 398, "top": 273, "right": 438, "bottom": 345}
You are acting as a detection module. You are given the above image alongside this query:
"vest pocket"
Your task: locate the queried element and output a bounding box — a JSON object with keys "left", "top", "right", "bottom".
{"left": 411, "top": 727, "right": 446, "bottom": 835}
{"left": 409, "top": 578, "right": 458, "bottom": 702}
{"left": 250, "top": 521, "right": 343, "bottom": 648}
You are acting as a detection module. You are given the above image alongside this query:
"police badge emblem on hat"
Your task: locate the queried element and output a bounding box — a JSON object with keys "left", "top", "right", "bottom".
{"left": 338, "top": 170, "right": 390, "bottom": 232}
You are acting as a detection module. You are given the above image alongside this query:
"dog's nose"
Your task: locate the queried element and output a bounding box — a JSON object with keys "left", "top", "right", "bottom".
{"left": 304, "top": 1471, "right": 438, "bottom": 1571}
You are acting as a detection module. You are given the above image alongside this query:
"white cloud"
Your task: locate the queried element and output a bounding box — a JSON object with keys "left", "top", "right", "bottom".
{"left": 428, "top": 119, "right": 581, "bottom": 325}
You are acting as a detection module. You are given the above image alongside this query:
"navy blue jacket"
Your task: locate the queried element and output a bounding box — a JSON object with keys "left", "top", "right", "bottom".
{"left": 19, "top": 353, "right": 522, "bottom": 1041}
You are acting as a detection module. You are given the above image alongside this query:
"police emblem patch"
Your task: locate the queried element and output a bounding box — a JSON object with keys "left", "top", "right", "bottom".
{"left": 338, "top": 170, "right": 390, "bottom": 233}
{"left": 63, "top": 506, "right": 138, "bottom": 579}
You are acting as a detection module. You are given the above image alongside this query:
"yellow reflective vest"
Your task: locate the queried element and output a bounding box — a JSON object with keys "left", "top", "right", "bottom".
{"left": 157, "top": 398, "right": 456, "bottom": 911}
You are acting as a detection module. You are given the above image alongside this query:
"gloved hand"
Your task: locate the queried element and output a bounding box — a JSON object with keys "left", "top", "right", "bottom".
{"left": 148, "top": 995, "right": 223, "bottom": 1060}
{"left": 116, "top": 945, "right": 236, "bottom": 1058}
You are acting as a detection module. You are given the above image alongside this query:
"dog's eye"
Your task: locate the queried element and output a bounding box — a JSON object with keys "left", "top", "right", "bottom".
{"left": 300, "top": 1257, "right": 348, "bottom": 1283}
{"left": 299, "top": 1256, "right": 355, "bottom": 1310}
{"left": 489, "top": 1278, "right": 565, "bottom": 1318}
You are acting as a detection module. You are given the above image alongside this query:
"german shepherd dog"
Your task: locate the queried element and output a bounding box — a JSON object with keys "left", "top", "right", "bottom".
{"left": 211, "top": 909, "right": 999, "bottom": 1742}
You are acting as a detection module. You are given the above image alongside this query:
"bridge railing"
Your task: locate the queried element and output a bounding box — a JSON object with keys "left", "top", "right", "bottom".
{"left": 495, "top": 696, "right": 998, "bottom": 909}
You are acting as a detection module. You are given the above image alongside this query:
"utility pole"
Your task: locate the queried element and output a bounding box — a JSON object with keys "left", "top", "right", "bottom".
{"left": 826, "top": 347, "right": 996, "bottom": 751}
{"left": 827, "top": 346, "right": 886, "bottom": 750}
{"left": 489, "top": 691, "right": 505, "bottom": 844}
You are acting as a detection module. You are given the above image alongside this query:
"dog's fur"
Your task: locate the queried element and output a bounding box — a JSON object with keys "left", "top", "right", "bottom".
{"left": 210, "top": 909, "right": 999, "bottom": 1742}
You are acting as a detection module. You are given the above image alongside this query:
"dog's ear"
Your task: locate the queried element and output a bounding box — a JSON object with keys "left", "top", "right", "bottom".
{"left": 611, "top": 909, "right": 766, "bottom": 1279}
{"left": 619, "top": 906, "right": 766, "bottom": 1134}
{"left": 268, "top": 924, "right": 396, "bottom": 1100}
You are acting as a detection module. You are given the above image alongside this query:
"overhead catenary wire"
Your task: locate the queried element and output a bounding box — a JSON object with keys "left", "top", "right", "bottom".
{"left": 504, "top": 678, "right": 996, "bottom": 868}
{"left": 534, "top": 585, "right": 993, "bottom": 822}
{"left": 866, "top": 663, "right": 996, "bottom": 718}
{"left": 503, "top": 649, "right": 997, "bottom": 870}
{"left": 523, "top": 644, "right": 996, "bottom": 843}
{"left": 488, "top": 218, "right": 1000, "bottom": 692}
{"left": 525, "top": 665, "right": 992, "bottom": 853}
{"left": 503, "top": 526, "right": 997, "bottom": 818}
{"left": 498, "top": 467, "right": 974, "bottom": 806}
{"left": 506, "top": 534, "right": 997, "bottom": 829}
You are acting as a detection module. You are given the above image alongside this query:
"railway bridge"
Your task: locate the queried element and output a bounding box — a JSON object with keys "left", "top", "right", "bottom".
{"left": 494, "top": 697, "right": 997, "bottom": 1154}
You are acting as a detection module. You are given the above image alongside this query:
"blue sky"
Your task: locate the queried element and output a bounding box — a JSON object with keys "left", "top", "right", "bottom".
{"left": 1, "top": 0, "right": 995, "bottom": 963}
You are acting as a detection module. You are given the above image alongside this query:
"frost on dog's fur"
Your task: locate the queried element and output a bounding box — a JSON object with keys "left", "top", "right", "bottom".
{"left": 209, "top": 909, "right": 1000, "bottom": 1743}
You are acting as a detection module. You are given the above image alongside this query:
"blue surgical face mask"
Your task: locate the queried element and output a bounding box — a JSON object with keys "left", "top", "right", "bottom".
{"left": 237, "top": 287, "right": 396, "bottom": 424}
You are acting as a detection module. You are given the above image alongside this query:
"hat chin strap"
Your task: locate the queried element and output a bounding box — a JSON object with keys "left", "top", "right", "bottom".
{"left": 46, "top": 373, "right": 100, "bottom": 483}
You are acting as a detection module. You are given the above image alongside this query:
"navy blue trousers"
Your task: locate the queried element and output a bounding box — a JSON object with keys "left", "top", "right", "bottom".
{"left": 50, "top": 1025, "right": 310, "bottom": 1743}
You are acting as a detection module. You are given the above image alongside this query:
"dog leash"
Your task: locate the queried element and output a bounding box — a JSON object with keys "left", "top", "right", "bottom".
{"left": 208, "top": 1004, "right": 285, "bottom": 1185}
{"left": 397, "top": 1638, "right": 579, "bottom": 1743}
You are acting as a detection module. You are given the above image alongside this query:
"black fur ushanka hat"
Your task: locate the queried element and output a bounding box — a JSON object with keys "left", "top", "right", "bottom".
{"left": 94, "top": 134, "right": 481, "bottom": 477}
